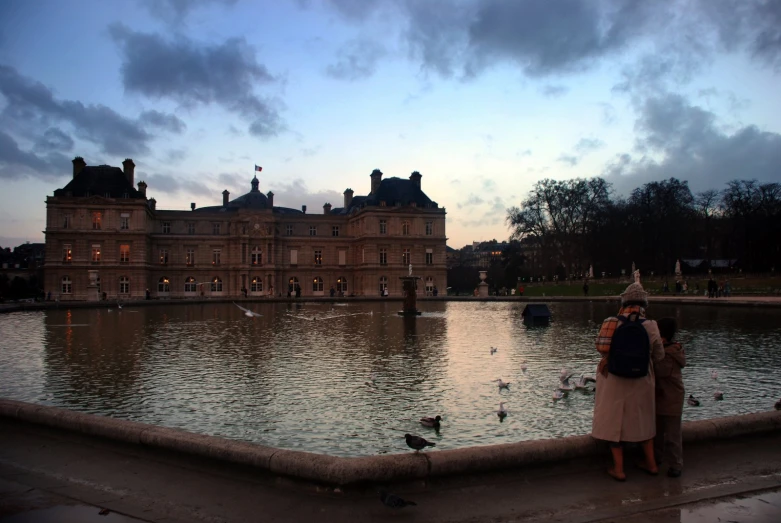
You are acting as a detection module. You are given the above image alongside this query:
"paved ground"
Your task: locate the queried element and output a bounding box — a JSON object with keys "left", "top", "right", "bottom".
{"left": 1, "top": 419, "right": 780, "bottom": 523}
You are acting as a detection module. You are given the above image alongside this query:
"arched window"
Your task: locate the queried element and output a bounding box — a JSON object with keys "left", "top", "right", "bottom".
{"left": 379, "top": 276, "right": 388, "bottom": 295}
{"left": 250, "top": 276, "right": 263, "bottom": 293}
{"left": 425, "top": 276, "right": 434, "bottom": 296}
{"left": 251, "top": 246, "right": 262, "bottom": 265}
{"left": 336, "top": 276, "right": 348, "bottom": 293}
{"left": 312, "top": 276, "right": 324, "bottom": 293}
{"left": 211, "top": 277, "right": 223, "bottom": 292}
{"left": 184, "top": 277, "right": 197, "bottom": 293}
{"left": 119, "top": 276, "right": 130, "bottom": 294}
{"left": 402, "top": 221, "right": 410, "bottom": 235}
{"left": 61, "top": 276, "right": 72, "bottom": 294}
{"left": 158, "top": 277, "right": 170, "bottom": 293}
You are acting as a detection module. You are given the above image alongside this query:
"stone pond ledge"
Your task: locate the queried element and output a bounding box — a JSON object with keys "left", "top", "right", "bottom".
{"left": 2, "top": 398, "right": 780, "bottom": 486}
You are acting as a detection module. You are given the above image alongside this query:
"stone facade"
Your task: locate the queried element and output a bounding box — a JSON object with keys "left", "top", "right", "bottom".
{"left": 44, "top": 158, "right": 447, "bottom": 300}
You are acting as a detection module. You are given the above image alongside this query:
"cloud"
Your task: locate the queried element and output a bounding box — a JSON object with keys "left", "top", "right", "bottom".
{"left": 0, "top": 131, "right": 69, "bottom": 180}
{"left": 166, "top": 148, "right": 187, "bottom": 163}
{"left": 541, "top": 84, "right": 568, "bottom": 98}
{"left": 34, "top": 127, "right": 74, "bottom": 153}
{"left": 574, "top": 137, "right": 605, "bottom": 154}
{"left": 325, "top": 38, "right": 387, "bottom": 80}
{"left": 143, "top": 173, "right": 214, "bottom": 198}
{"left": 267, "top": 178, "right": 345, "bottom": 211}
{"left": 139, "top": 0, "right": 239, "bottom": 24}
{"left": 481, "top": 178, "right": 496, "bottom": 191}
{"left": 109, "top": 25, "right": 284, "bottom": 138}
{"left": 457, "top": 193, "right": 484, "bottom": 209}
{"left": 516, "top": 149, "right": 531, "bottom": 157}
{"left": 602, "top": 93, "right": 781, "bottom": 195}
{"left": 139, "top": 110, "right": 186, "bottom": 134}
{"left": 301, "top": 146, "right": 320, "bottom": 157}
{"left": 557, "top": 154, "right": 578, "bottom": 166}
{"left": 459, "top": 196, "right": 506, "bottom": 227}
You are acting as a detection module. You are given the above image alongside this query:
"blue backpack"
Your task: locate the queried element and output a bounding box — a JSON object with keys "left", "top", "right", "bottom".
{"left": 608, "top": 313, "right": 650, "bottom": 378}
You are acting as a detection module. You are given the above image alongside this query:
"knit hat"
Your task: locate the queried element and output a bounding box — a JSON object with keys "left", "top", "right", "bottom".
{"left": 620, "top": 282, "right": 648, "bottom": 307}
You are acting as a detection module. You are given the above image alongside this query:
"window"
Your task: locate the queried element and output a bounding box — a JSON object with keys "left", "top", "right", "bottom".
{"left": 63, "top": 215, "right": 71, "bottom": 229}
{"left": 402, "top": 221, "right": 410, "bottom": 235}
{"left": 61, "top": 276, "right": 72, "bottom": 294}
{"left": 379, "top": 276, "right": 388, "bottom": 295}
{"left": 212, "top": 249, "right": 221, "bottom": 266}
{"left": 186, "top": 249, "right": 195, "bottom": 266}
{"left": 92, "top": 212, "right": 102, "bottom": 230}
{"left": 120, "top": 244, "right": 130, "bottom": 263}
{"left": 251, "top": 276, "right": 263, "bottom": 293}
{"left": 338, "top": 250, "right": 346, "bottom": 266}
{"left": 426, "top": 221, "right": 433, "bottom": 235}
{"left": 213, "top": 223, "right": 221, "bottom": 235}
{"left": 314, "top": 250, "right": 322, "bottom": 265}
{"left": 184, "top": 277, "right": 197, "bottom": 293}
{"left": 426, "top": 276, "right": 434, "bottom": 295}
{"left": 402, "top": 248, "right": 411, "bottom": 266}
{"left": 187, "top": 222, "right": 195, "bottom": 235}
{"left": 62, "top": 244, "right": 72, "bottom": 263}
{"left": 251, "top": 246, "right": 262, "bottom": 266}
{"left": 309, "top": 225, "right": 317, "bottom": 236}
{"left": 290, "top": 249, "right": 298, "bottom": 265}
{"left": 158, "top": 277, "right": 170, "bottom": 293}
{"left": 162, "top": 222, "right": 170, "bottom": 234}
{"left": 289, "top": 277, "right": 300, "bottom": 293}
{"left": 119, "top": 276, "right": 129, "bottom": 294}
{"left": 159, "top": 249, "right": 168, "bottom": 265}
{"left": 332, "top": 226, "right": 339, "bottom": 237}
{"left": 312, "top": 276, "right": 323, "bottom": 292}
{"left": 91, "top": 244, "right": 101, "bottom": 263}
{"left": 379, "top": 219, "right": 387, "bottom": 234}
{"left": 337, "top": 277, "right": 348, "bottom": 293}
{"left": 211, "top": 277, "right": 223, "bottom": 292}
{"left": 286, "top": 224, "right": 293, "bottom": 236}
{"left": 120, "top": 214, "right": 130, "bottom": 230}
{"left": 426, "top": 249, "right": 433, "bottom": 265}
{"left": 379, "top": 248, "right": 387, "bottom": 265}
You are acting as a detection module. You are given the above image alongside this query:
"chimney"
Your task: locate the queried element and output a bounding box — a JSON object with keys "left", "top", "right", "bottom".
{"left": 410, "top": 170, "right": 422, "bottom": 189}
{"left": 72, "top": 156, "right": 86, "bottom": 178}
{"left": 137, "top": 181, "right": 147, "bottom": 197}
{"left": 191, "top": 202, "right": 196, "bottom": 211}
{"left": 222, "top": 190, "right": 229, "bottom": 206}
{"left": 149, "top": 198, "right": 156, "bottom": 210}
{"left": 323, "top": 203, "right": 332, "bottom": 214}
{"left": 302, "top": 205, "right": 307, "bottom": 214}
{"left": 267, "top": 191, "right": 274, "bottom": 207}
{"left": 122, "top": 158, "right": 135, "bottom": 186}
{"left": 344, "top": 188, "right": 353, "bottom": 208}
{"left": 370, "top": 169, "right": 383, "bottom": 195}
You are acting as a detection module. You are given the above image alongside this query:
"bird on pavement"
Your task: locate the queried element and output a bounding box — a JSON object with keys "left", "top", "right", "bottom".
{"left": 490, "top": 347, "right": 498, "bottom": 355}
{"left": 379, "top": 490, "right": 417, "bottom": 509}
{"left": 574, "top": 375, "right": 596, "bottom": 390}
{"left": 405, "top": 434, "right": 435, "bottom": 452}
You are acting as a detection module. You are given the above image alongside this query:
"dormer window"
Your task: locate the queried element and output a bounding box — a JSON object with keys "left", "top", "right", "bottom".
{"left": 380, "top": 201, "right": 386, "bottom": 207}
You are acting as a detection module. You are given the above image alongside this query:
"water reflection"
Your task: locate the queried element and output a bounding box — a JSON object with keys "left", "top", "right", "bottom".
{"left": 1, "top": 301, "right": 780, "bottom": 457}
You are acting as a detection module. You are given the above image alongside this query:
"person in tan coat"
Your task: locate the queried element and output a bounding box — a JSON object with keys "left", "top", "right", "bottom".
{"left": 654, "top": 317, "right": 686, "bottom": 478}
{"left": 592, "top": 282, "right": 665, "bottom": 481}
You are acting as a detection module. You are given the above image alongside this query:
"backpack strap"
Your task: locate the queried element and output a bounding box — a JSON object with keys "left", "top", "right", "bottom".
{"left": 622, "top": 312, "right": 646, "bottom": 324}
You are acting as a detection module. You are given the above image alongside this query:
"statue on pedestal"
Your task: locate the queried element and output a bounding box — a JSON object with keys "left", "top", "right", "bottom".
{"left": 409, "top": 264, "right": 413, "bottom": 276}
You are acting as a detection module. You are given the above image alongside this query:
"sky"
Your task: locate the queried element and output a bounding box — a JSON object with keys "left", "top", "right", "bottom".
{"left": 1, "top": 0, "right": 780, "bottom": 249}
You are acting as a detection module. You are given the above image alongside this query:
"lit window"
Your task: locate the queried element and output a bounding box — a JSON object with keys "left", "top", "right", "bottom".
{"left": 186, "top": 249, "right": 195, "bottom": 266}
{"left": 61, "top": 276, "right": 72, "bottom": 294}
{"left": 158, "top": 277, "right": 170, "bottom": 293}
{"left": 426, "top": 221, "right": 433, "bottom": 235}
{"left": 162, "top": 222, "right": 170, "bottom": 234}
{"left": 91, "top": 244, "right": 101, "bottom": 263}
{"left": 402, "top": 248, "right": 411, "bottom": 265}
{"left": 379, "top": 220, "right": 387, "bottom": 234}
{"left": 212, "top": 249, "right": 221, "bottom": 266}
{"left": 120, "top": 244, "right": 130, "bottom": 263}
{"left": 312, "top": 277, "right": 323, "bottom": 292}
{"left": 92, "top": 212, "right": 102, "bottom": 230}
{"left": 314, "top": 250, "right": 322, "bottom": 265}
{"left": 184, "top": 277, "right": 197, "bottom": 293}
{"left": 119, "top": 276, "right": 129, "bottom": 294}
{"left": 251, "top": 276, "right": 263, "bottom": 292}
{"left": 379, "top": 248, "right": 387, "bottom": 265}
{"left": 159, "top": 249, "right": 168, "bottom": 265}
{"left": 309, "top": 225, "right": 317, "bottom": 236}
{"left": 62, "top": 244, "right": 72, "bottom": 263}
{"left": 402, "top": 221, "right": 410, "bottom": 235}
{"left": 211, "top": 277, "right": 223, "bottom": 292}
{"left": 187, "top": 222, "right": 195, "bottom": 235}
{"left": 332, "top": 226, "right": 339, "bottom": 237}
{"left": 337, "top": 277, "right": 348, "bottom": 293}
{"left": 251, "top": 246, "right": 262, "bottom": 266}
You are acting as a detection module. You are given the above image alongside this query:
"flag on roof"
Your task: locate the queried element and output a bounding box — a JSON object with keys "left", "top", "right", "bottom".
{"left": 254, "top": 165, "right": 263, "bottom": 172}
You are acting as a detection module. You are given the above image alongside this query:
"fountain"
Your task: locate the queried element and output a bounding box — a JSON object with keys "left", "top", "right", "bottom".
{"left": 398, "top": 264, "right": 422, "bottom": 316}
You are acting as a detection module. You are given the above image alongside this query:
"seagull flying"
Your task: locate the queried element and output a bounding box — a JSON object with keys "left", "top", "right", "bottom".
{"left": 574, "top": 375, "right": 597, "bottom": 390}
{"left": 379, "top": 490, "right": 417, "bottom": 509}
{"left": 233, "top": 302, "right": 262, "bottom": 318}
{"left": 405, "top": 433, "right": 435, "bottom": 452}
{"left": 687, "top": 394, "right": 700, "bottom": 407}
{"left": 493, "top": 378, "right": 510, "bottom": 390}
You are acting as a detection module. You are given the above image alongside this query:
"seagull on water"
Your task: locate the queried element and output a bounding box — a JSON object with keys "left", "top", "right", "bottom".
{"left": 405, "top": 434, "right": 435, "bottom": 452}
{"left": 574, "top": 375, "right": 597, "bottom": 390}
{"left": 521, "top": 360, "right": 528, "bottom": 372}
{"left": 687, "top": 394, "right": 700, "bottom": 407}
{"left": 553, "top": 390, "right": 565, "bottom": 401}
{"left": 233, "top": 302, "right": 262, "bottom": 318}
{"left": 420, "top": 415, "right": 442, "bottom": 429}
{"left": 496, "top": 402, "right": 508, "bottom": 420}
{"left": 714, "top": 391, "right": 724, "bottom": 401}
{"left": 711, "top": 370, "right": 719, "bottom": 380}
{"left": 493, "top": 378, "right": 510, "bottom": 390}
{"left": 379, "top": 490, "right": 417, "bottom": 509}
{"left": 559, "top": 373, "right": 575, "bottom": 391}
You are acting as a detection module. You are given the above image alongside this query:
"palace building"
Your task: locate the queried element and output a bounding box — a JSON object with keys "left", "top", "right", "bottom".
{"left": 44, "top": 157, "right": 447, "bottom": 300}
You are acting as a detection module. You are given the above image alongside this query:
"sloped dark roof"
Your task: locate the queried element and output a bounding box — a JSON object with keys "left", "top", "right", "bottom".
{"left": 54, "top": 166, "right": 144, "bottom": 198}
{"left": 366, "top": 177, "right": 434, "bottom": 207}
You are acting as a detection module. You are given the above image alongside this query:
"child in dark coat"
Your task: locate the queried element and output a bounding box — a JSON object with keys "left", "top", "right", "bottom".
{"left": 654, "top": 317, "right": 686, "bottom": 477}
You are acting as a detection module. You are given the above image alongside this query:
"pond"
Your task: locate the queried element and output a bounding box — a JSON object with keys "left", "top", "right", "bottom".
{"left": 1, "top": 301, "right": 779, "bottom": 457}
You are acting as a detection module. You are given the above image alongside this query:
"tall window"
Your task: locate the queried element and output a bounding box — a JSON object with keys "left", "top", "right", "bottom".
{"left": 379, "top": 219, "right": 387, "bottom": 234}
{"left": 119, "top": 276, "right": 129, "bottom": 294}
{"left": 158, "top": 277, "right": 170, "bottom": 293}
{"left": 187, "top": 222, "right": 195, "bottom": 235}
{"left": 332, "top": 226, "right": 339, "bottom": 237}
{"left": 91, "top": 244, "right": 101, "bottom": 263}
{"left": 211, "top": 277, "right": 223, "bottom": 292}
{"left": 402, "top": 248, "right": 411, "bottom": 265}
{"left": 213, "top": 223, "right": 221, "bottom": 235}
{"left": 425, "top": 221, "right": 433, "bottom": 235}
{"left": 402, "top": 221, "right": 410, "bottom": 235}
{"left": 92, "top": 212, "right": 102, "bottom": 230}
{"left": 309, "top": 225, "right": 317, "bottom": 236}
{"left": 63, "top": 215, "right": 71, "bottom": 229}
{"left": 120, "top": 244, "right": 130, "bottom": 263}
{"left": 251, "top": 276, "right": 263, "bottom": 292}
{"left": 426, "top": 276, "right": 434, "bottom": 295}
{"left": 312, "top": 277, "right": 323, "bottom": 292}
{"left": 61, "top": 276, "right": 72, "bottom": 294}
{"left": 212, "top": 249, "right": 221, "bottom": 266}
{"left": 62, "top": 244, "right": 72, "bottom": 263}
{"left": 184, "top": 277, "right": 197, "bottom": 293}
{"left": 251, "top": 246, "right": 262, "bottom": 265}
{"left": 286, "top": 224, "right": 293, "bottom": 236}
{"left": 186, "top": 249, "right": 195, "bottom": 266}
{"left": 337, "top": 277, "right": 348, "bottom": 293}
{"left": 314, "top": 250, "right": 322, "bottom": 265}
{"left": 426, "top": 250, "right": 433, "bottom": 265}
{"left": 290, "top": 249, "right": 298, "bottom": 265}
{"left": 379, "top": 248, "right": 387, "bottom": 265}
{"left": 159, "top": 249, "right": 168, "bottom": 265}
{"left": 162, "top": 222, "right": 170, "bottom": 234}
{"left": 379, "top": 276, "right": 388, "bottom": 294}
{"left": 120, "top": 214, "right": 130, "bottom": 230}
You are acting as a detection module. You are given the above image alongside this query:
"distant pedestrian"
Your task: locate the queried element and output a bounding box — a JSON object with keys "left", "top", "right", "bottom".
{"left": 583, "top": 282, "right": 589, "bottom": 296}
{"left": 433, "top": 286, "right": 438, "bottom": 296}
{"left": 724, "top": 280, "right": 731, "bottom": 297}
{"left": 330, "top": 286, "right": 336, "bottom": 297}
{"left": 654, "top": 317, "right": 686, "bottom": 478}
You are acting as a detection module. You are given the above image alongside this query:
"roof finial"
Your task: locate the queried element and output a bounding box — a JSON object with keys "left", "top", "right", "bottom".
{"left": 251, "top": 175, "right": 259, "bottom": 192}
